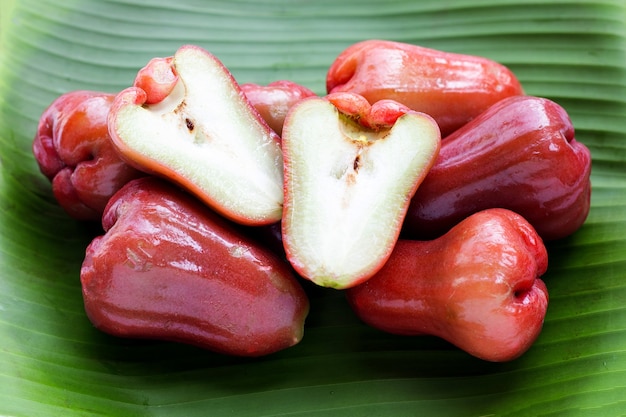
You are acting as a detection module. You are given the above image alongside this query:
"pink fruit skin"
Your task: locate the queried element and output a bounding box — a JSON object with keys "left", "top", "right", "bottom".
{"left": 81, "top": 177, "right": 309, "bottom": 357}
{"left": 326, "top": 39, "right": 524, "bottom": 136}
{"left": 32, "top": 90, "right": 143, "bottom": 220}
{"left": 241, "top": 80, "right": 316, "bottom": 136}
{"left": 346, "top": 208, "right": 549, "bottom": 362}
{"left": 324, "top": 91, "right": 416, "bottom": 129}
{"left": 403, "top": 95, "right": 592, "bottom": 241}
{"left": 133, "top": 56, "right": 178, "bottom": 104}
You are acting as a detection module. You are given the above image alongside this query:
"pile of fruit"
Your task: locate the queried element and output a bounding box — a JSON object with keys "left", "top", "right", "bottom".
{"left": 32, "top": 40, "right": 592, "bottom": 362}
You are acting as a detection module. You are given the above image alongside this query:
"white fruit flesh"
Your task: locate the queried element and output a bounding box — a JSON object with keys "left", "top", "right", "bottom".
{"left": 282, "top": 98, "right": 440, "bottom": 289}
{"left": 111, "top": 46, "right": 284, "bottom": 225}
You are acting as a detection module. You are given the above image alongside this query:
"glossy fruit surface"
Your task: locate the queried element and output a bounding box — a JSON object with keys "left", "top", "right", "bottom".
{"left": 241, "top": 80, "right": 316, "bottom": 136}
{"left": 347, "top": 208, "right": 549, "bottom": 362}
{"left": 81, "top": 177, "right": 309, "bottom": 357}
{"left": 326, "top": 39, "right": 524, "bottom": 136}
{"left": 32, "top": 90, "right": 143, "bottom": 220}
{"left": 403, "top": 95, "right": 592, "bottom": 241}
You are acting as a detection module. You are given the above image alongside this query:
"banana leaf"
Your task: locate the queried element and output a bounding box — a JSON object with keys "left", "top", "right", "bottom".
{"left": 1, "top": 0, "right": 626, "bottom": 415}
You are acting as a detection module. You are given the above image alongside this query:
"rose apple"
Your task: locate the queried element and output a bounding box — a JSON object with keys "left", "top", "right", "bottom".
{"left": 403, "top": 95, "right": 592, "bottom": 241}
{"left": 107, "top": 45, "right": 284, "bottom": 226}
{"left": 81, "top": 177, "right": 309, "bottom": 357}
{"left": 346, "top": 208, "right": 549, "bottom": 362}
{"left": 241, "top": 80, "right": 316, "bottom": 136}
{"left": 32, "top": 90, "right": 143, "bottom": 220}
{"left": 281, "top": 92, "right": 440, "bottom": 289}
{"left": 326, "top": 39, "right": 523, "bottom": 136}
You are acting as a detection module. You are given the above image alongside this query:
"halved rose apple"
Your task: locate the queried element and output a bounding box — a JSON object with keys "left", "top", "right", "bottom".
{"left": 107, "top": 45, "right": 284, "bottom": 226}
{"left": 281, "top": 92, "right": 441, "bottom": 289}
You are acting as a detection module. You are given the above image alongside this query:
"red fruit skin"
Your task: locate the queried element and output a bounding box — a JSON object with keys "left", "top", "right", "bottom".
{"left": 133, "top": 56, "right": 178, "bottom": 104}
{"left": 403, "top": 95, "right": 592, "bottom": 241}
{"left": 346, "top": 208, "right": 549, "bottom": 362}
{"left": 32, "top": 90, "right": 143, "bottom": 220}
{"left": 326, "top": 40, "right": 524, "bottom": 136}
{"left": 80, "top": 177, "right": 309, "bottom": 357}
{"left": 324, "top": 91, "right": 415, "bottom": 129}
{"left": 241, "top": 80, "right": 316, "bottom": 136}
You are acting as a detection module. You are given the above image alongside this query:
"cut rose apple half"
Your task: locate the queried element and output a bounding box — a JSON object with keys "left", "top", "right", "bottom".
{"left": 281, "top": 92, "right": 441, "bottom": 289}
{"left": 108, "top": 45, "right": 284, "bottom": 226}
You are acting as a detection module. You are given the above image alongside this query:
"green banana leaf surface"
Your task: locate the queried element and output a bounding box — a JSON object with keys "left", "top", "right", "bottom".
{"left": 2, "top": 0, "right": 626, "bottom": 415}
